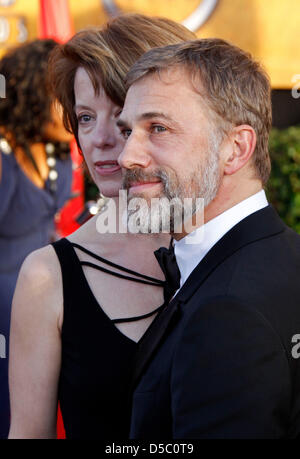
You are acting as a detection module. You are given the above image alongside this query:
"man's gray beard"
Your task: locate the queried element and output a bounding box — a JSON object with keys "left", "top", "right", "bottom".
{"left": 123, "top": 138, "right": 221, "bottom": 234}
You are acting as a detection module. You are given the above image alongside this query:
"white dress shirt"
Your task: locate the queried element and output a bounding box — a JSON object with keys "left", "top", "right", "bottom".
{"left": 174, "top": 190, "right": 269, "bottom": 291}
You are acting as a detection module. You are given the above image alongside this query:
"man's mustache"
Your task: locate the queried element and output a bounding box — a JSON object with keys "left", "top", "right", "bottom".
{"left": 122, "top": 168, "right": 169, "bottom": 190}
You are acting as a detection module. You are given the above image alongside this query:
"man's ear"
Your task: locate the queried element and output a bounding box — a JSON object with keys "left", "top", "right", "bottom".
{"left": 224, "top": 125, "right": 257, "bottom": 176}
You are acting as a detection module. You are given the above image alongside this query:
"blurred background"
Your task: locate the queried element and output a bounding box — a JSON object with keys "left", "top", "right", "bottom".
{"left": 1, "top": 0, "right": 299, "bottom": 233}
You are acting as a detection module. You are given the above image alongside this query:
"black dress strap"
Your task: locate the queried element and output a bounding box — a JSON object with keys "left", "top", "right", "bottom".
{"left": 112, "top": 303, "right": 165, "bottom": 324}
{"left": 53, "top": 238, "right": 166, "bottom": 324}
{"left": 71, "top": 242, "right": 164, "bottom": 286}
{"left": 80, "top": 261, "right": 164, "bottom": 287}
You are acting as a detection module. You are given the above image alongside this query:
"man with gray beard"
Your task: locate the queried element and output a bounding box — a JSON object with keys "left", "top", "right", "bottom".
{"left": 117, "top": 39, "right": 300, "bottom": 439}
{"left": 122, "top": 130, "right": 221, "bottom": 235}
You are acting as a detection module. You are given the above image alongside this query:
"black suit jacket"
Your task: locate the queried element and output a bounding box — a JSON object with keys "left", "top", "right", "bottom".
{"left": 130, "top": 206, "right": 300, "bottom": 439}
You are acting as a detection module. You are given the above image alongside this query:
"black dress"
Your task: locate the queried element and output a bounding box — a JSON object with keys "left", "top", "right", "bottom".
{"left": 51, "top": 238, "right": 164, "bottom": 439}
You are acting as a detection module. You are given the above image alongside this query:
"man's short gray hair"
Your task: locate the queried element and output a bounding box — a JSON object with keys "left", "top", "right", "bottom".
{"left": 126, "top": 38, "right": 272, "bottom": 185}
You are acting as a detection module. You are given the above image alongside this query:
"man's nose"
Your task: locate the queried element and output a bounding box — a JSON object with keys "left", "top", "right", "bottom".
{"left": 118, "top": 132, "right": 151, "bottom": 170}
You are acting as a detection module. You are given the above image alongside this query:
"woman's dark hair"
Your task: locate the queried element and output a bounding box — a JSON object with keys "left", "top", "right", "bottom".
{"left": 0, "top": 39, "right": 58, "bottom": 150}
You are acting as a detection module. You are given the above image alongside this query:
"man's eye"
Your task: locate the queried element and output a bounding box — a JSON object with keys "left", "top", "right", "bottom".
{"left": 121, "top": 129, "right": 132, "bottom": 139}
{"left": 152, "top": 125, "right": 167, "bottom": 133}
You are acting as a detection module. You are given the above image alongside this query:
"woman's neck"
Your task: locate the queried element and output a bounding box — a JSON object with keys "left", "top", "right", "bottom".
{"left": 94, "top": 195, "right": 170, "bottom": 247}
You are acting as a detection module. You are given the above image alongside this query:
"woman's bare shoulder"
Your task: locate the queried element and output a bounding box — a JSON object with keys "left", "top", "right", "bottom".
{"left": 20, "top": 244, "right": 61, "bottom": 286}
{"left": 13, "top": 244, "right": 63, "bottom": 329}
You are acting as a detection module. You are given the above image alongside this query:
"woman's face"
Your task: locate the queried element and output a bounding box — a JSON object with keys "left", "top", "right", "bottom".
{"left": 74, "top": 67, "right": 124, "bottom": 197}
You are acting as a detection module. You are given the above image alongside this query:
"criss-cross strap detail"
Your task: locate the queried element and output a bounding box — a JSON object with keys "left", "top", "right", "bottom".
{"left": 69, "top": 241, "right": 166, "bottom": 324}
{"left": 71, "top": 242, "right": 164, "bottom": 287}
{"left": 112, "top": 303, "right": 165, "bottom": 324}
{"left": 80, "top": 261, "right": 164, "bottom": 287}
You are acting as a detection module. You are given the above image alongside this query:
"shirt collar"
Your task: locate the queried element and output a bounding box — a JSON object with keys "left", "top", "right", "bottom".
{"left": 174, "top": 190, "right": 268, "bottom": 289}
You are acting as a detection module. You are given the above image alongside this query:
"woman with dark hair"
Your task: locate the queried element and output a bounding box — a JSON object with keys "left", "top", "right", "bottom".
{"left": 8, "top": 14, "right": 195, "bottom": 439}
{"left": 0, "top": 39, "right": 73, "bottom": 439}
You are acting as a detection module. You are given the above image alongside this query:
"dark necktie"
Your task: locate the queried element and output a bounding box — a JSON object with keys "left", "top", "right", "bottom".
{"left": 154, "top": 239, "right": 181, "bottom": 303}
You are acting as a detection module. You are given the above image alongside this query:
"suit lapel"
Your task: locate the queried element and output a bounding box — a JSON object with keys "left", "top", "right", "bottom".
{"left": 132, "top": 205, "right": 285, "bottom": 389}
{"left": 131, "top": 296, "right": 182, "bottom": 389}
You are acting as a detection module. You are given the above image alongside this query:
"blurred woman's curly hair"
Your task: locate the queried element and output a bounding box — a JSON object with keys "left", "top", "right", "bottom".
{"left": 0, "top": 39, "right": 58, "bottom": 150}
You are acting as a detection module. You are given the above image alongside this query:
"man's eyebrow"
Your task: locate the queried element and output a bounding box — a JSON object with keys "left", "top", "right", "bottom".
{"left": 117, "top": 111, "right": 172, "bottom": 128}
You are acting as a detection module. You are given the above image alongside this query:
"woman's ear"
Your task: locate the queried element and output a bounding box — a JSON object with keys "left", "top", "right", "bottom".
{"left": 224, "top": 125, "right": 257, "bottom": 176}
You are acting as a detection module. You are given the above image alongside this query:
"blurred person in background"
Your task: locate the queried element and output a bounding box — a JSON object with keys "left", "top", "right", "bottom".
{"left": 0, "top": 39, "right": 73, "bottom": 439}
{"left": 8, "top": 14, "right": 195, "bottom": 439}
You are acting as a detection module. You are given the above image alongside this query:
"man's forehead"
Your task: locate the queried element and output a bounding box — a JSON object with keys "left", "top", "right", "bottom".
{"left": 128, "top": 73, "right": 173, "bottom": 99}
{"left": 122, "top": 70, "right": 199, "bottom": 120}
{"left": 127, "top": 67, "right": 190, "bottom": 96}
